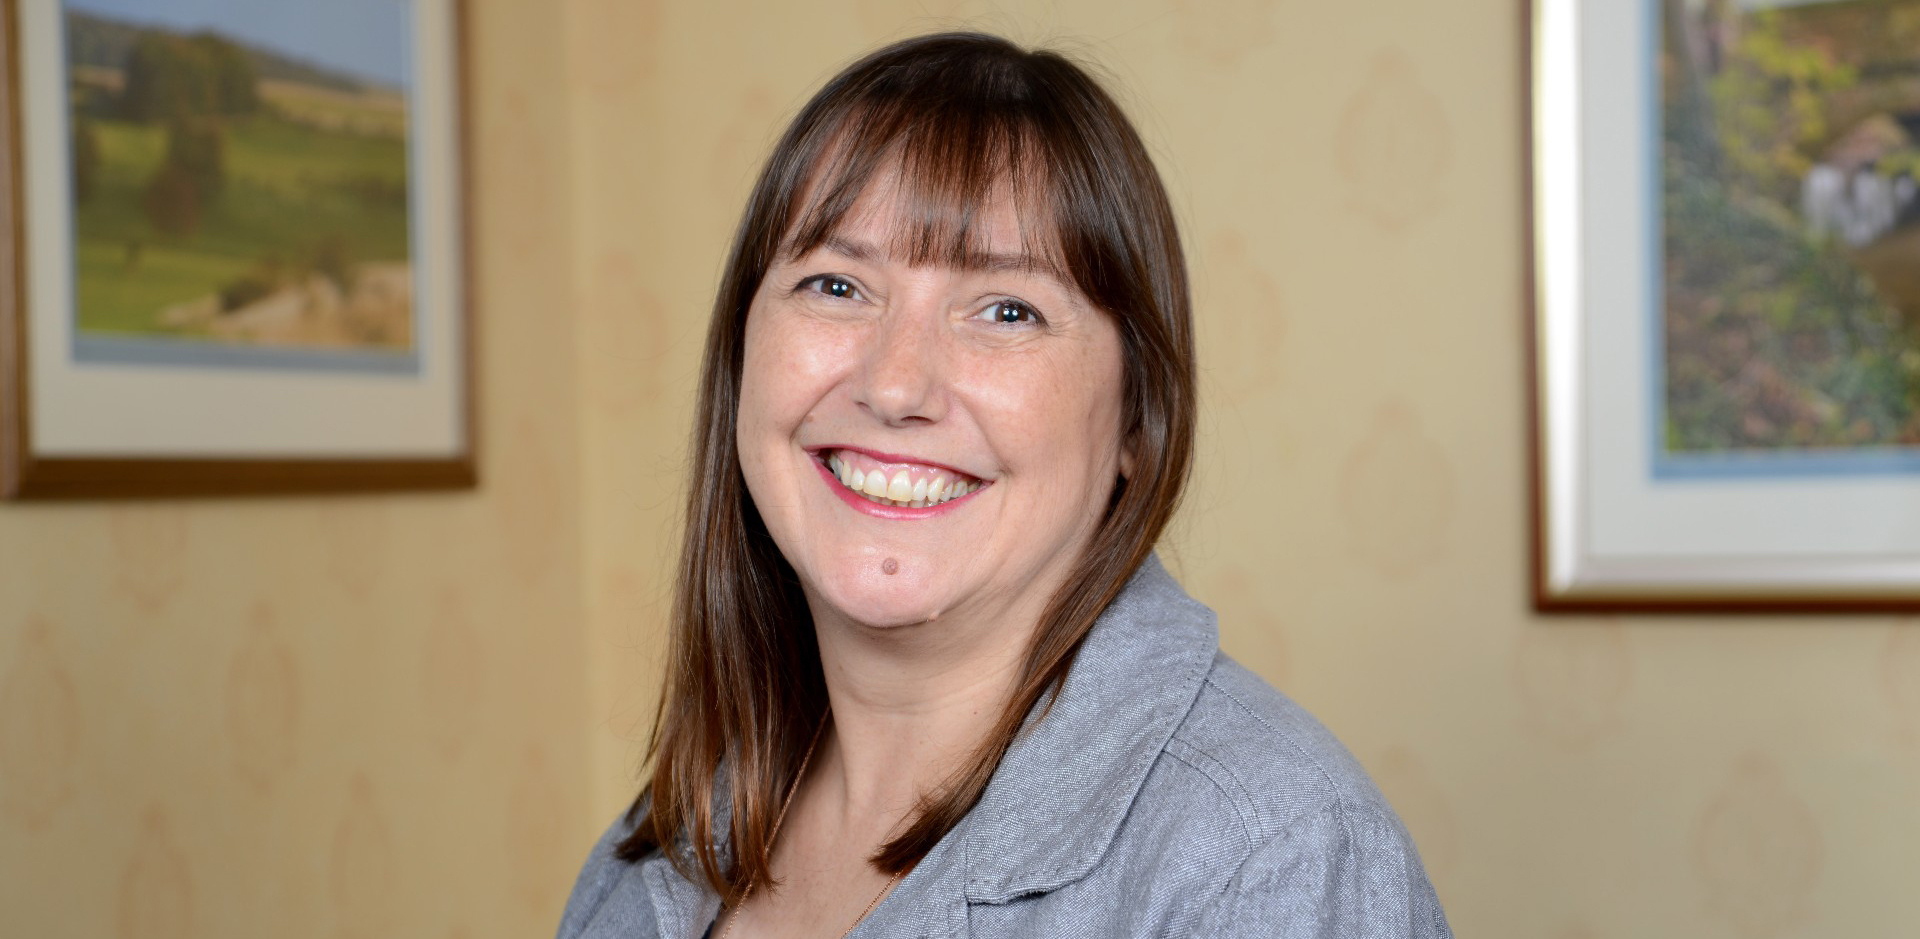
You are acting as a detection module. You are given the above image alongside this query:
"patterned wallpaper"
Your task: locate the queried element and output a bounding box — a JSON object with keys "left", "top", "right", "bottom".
{"left": 6, "top": 1, "right": 1919, "bottom": 938}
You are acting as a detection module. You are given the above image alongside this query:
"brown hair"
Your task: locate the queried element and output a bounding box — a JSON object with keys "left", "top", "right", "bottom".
{"left": 617, "top": 31, "right": 1195, "bottom": 896}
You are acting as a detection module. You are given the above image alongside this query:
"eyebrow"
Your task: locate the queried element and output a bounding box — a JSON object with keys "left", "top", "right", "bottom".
{"left": 818, "top": 234, "right": 1069, "bottom": 282}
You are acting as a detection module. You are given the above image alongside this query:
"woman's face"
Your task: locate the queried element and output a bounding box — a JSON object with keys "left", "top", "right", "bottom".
{"left": 737, "top": 174, "right": 1129, "bottom": 631}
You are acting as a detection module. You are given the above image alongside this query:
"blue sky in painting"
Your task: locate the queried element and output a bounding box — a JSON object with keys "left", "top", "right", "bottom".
{"left": 65, "top": 0, "right": 412, "bottom": 89}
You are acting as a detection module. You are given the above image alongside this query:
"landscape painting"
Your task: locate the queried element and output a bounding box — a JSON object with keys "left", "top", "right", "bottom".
{"left": 63, "top": 0, "right": 417, "bottom": 372}
{"left": 1661, "top": 0, "right": 1920, "bottom": 468}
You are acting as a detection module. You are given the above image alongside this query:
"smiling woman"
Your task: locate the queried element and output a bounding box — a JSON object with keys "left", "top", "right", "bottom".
{"left": 555, "top": 32, "right": 1449, "bottom": 939}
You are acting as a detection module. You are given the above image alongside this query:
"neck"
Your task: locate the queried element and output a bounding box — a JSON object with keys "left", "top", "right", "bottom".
{"left": 804, "top": 595, "right": 1035, "bottom": 821}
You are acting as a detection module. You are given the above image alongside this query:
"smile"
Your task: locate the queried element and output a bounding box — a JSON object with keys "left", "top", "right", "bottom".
{"left": 820, "top": 448, "right": 984, "bottom": 509}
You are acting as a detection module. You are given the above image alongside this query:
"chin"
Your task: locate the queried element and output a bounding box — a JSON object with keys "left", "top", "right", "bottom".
{"left": 805, "top": 562, "right": 953, "bottom": 630}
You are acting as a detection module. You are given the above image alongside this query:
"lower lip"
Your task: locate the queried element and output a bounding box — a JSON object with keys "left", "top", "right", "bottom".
{"left": 812, "top": 457, "right": 983, "bottom": 519}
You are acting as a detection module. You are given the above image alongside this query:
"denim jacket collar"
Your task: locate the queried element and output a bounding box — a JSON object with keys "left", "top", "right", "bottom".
{"left": 956, "top": 552, "right": 1217, "bottom": 903}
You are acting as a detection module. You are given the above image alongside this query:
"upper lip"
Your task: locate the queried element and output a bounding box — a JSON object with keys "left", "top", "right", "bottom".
{"left": 809, "top": 444, "right": 980, "bottom": 479}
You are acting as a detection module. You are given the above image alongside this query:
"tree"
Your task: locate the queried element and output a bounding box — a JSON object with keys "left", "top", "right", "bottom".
{"left": 141, "top": 116, "right": 224, "bottom": 235}
{"left": 1662, "top": 0, "right": 1720, "bottom": 171}
{"left": 161, "top": 114, "right": 224, "bottom": 200}
{"left": 71, "top": 118, "right": 100, "bottom": 204}
{"left": 142, "top": 162, "right": 200, "bottom": 235}
{"left": 190, "top": 33, "right": 259, "bottom": 117}
{"left": 119, "top": 30, "right": 259, "bottom": 123}
{"left": 120, "top": 34, "right": 213, "bottom": 123}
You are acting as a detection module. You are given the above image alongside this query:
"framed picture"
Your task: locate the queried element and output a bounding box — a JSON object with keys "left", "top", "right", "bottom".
{"left": 1, "top": 0, "right": 472, "bottom": 498}
{"left": 1530, "top": 0, "right": 1920, "bottom": 610}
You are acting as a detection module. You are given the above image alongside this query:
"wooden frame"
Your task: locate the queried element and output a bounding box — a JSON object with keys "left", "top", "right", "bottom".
{"left": 1, "top": 0, "right": 475, "bottom": 499}
{"left": 1528, "top": 0, "right": 1920, "bottom": 612}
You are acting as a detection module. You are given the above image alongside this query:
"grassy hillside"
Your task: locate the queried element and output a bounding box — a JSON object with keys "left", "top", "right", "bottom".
{"left": 73, "top": 84, "right": 410, "bottom": 337}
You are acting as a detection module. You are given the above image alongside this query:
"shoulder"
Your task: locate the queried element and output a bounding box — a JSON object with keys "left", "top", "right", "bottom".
{"left": 1116, "top": 652, "right": 1452, "bottom": 937}
{"left": 553, "top": 807, "right": 647, "bottom": 939}
{"left": 1161, "top": 652, "right": 1394, "bottom": 840}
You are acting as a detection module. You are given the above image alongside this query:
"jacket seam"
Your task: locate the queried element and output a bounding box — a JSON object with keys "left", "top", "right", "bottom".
{"left": 1200, "top": 670, "right": 1342, "bottom": 804}
{"left": 1160, "top": 736, "right": 1260, "bottom": 843}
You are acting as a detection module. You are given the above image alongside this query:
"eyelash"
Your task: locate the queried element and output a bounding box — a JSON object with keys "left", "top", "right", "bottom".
{"left": 794, "top": 274, "right": 1047, "bottom": 328}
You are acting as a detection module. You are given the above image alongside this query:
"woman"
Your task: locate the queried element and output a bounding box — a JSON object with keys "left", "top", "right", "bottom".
{"left": 557, "top": 32, "right": 1449, "bottom": 939}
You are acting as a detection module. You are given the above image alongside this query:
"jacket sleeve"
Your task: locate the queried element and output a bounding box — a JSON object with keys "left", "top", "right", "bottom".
{"left": 1188, "top": 802, "right": 1451, "bottom": 939}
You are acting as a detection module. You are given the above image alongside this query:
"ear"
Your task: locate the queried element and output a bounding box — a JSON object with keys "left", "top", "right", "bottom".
{"left": 1119, "top": 442, "right": 1137, "bottom": 480}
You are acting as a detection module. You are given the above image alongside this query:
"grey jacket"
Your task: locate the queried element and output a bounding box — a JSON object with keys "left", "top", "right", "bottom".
{"left": 555, "top": 555, "right": 1452, "bottom": 938}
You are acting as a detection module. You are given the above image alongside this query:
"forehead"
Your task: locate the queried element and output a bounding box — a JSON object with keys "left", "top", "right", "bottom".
{"left": 776, "top": 143, "right": 1068, "bottom": 279}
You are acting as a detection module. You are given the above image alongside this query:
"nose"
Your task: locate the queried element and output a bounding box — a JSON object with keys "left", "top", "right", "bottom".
{"left": 853, "top": 293, "right": 946, "bottom": 426}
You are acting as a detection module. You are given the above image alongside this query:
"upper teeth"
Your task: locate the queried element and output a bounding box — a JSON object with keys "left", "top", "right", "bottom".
{"left": 826, "top": 451, "right": 981, "bottom": 508}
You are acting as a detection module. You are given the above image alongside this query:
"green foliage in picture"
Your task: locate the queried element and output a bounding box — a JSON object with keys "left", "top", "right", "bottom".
{"left": 1707, "top": 10, "right": 1857, "bottom": 204}
{"left": 1661, "top": 0, "right": 1920, "bottom": 454}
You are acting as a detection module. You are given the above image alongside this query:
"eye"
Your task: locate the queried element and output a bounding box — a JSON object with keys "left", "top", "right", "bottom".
{"left": 977, "top": 298, "right": 1044, "bottom": 327}
{"left": 797, "top": 274, "right": 863, "bottom": 301}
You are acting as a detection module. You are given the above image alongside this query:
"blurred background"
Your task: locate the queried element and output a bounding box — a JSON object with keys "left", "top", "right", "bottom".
{"left": 4, "top": 0, "right": 1918, "bottom": 937}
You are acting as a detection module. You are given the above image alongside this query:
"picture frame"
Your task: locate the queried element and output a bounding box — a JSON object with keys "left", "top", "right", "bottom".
{"left": 1529, "top": 0, "right": 1920, "bottom": 611}
{"left": 1, "top": 0, "right": 473, "bottom": 499}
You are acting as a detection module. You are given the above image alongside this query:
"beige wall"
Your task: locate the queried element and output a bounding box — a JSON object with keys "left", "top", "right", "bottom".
{"left": 7, "top": 1, "right": 1919, "bottom": 938}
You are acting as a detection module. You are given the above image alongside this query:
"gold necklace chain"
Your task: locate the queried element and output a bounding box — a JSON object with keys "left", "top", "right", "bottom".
{"left": 716, "top": 715, "right": 905, "bottom": 939}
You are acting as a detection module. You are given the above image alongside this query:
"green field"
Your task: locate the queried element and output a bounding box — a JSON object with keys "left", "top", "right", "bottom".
{"left": 72, "top": 94, "right": 410, "bottom": 340}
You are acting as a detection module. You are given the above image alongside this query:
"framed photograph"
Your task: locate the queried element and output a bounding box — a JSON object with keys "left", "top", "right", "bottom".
{"left": 1530, "top": 0, "right": 1920, "bottom": 609}
{"left": 1, "top": 0, "right": 472, "bottom": 498}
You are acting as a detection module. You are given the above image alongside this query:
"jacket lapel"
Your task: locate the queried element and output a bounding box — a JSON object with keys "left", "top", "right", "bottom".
{"left": 958, "top": 554, "right": 1218, "bottom": 904}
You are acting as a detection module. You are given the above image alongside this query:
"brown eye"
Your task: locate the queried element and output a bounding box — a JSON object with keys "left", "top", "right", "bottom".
{"left": 800, "top": 275, "right": 862, "bottom": 300}
{"left": 978, "top": 298, "right": 1042, "bottom": 326}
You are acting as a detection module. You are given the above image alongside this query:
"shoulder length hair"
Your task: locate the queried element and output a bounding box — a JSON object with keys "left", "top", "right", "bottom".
{"left": 618, "top": 31, "right": 1196, "bottom": 896}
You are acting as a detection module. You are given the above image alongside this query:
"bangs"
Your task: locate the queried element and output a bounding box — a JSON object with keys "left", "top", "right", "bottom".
{"left": 776, "top": 98, "right": 1073, "bottom": 284}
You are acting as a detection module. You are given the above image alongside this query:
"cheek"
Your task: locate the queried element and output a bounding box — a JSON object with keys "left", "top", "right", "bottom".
{"left": 739, "top": 314, "right": 820, "bottom": 432}
{"left": 737, "top": 310, "right": 864, "bottom": 477}
{"left": 736, "top": 322, "right": 778, "bottom": 447}
{"left": 736, "top": 312, "right": 808, "bottom": 489}
{"left": 1054, "top": 338, "right": 1129, "bottom": 485}
{"left": 967, "top": 340, "right": 1127, "bottom": 481}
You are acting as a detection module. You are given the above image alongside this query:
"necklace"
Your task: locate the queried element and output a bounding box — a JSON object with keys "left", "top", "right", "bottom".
{"left": 715, "top": 715, "right": 906, "bottom": 939}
